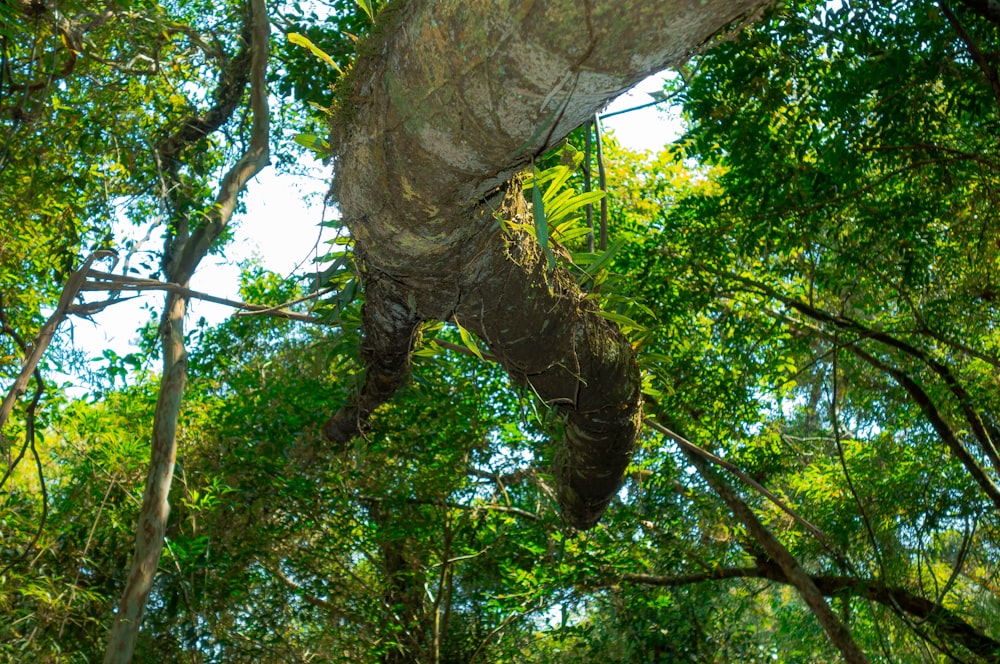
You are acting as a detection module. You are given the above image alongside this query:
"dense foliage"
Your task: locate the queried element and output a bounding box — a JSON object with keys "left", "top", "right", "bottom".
{"left": 2, "top": 0, "right": 1000, "bottom": 661}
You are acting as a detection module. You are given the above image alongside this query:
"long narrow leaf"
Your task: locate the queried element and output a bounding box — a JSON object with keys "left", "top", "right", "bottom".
{"left": 583, "top": 237, "right": 627, "bottom": 276}
{"left": 593, "top": 309, "right": 646, "bottom": 331}
{"left": 354, "top": 0, "right": 374, "bottom": 21}
{"left": 532, "top": 166, "right": 555, "bottom": 272}
{"left": 548, "top": 190, "right": 605, "bottom": 222}
{"left": 454, "top": 318, "right": 486, "bottom": 361}
{"left": 288, "top": 33, "right": 343, "bottom": 75}
{"left": 543, "top": 165, "right": 574, "bottom": 203}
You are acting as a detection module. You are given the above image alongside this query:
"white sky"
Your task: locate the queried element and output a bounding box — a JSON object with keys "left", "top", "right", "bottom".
{"left": 66, "top": 72, "right": 683, "bottom": 368}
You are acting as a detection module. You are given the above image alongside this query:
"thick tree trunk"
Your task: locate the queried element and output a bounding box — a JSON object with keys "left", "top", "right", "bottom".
{"left": 327, "top": 0, "right": 769, "bottom": 529}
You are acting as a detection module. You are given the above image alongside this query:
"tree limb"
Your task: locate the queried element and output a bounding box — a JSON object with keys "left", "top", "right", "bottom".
{"left": 653, "top": 419, "right": 870, "bottom": 663}
{"left": 612, "top": 565, "right": 1000, "bottom": 662}
{"left": 326, "top": 0, "right": 768, "bottom": 530}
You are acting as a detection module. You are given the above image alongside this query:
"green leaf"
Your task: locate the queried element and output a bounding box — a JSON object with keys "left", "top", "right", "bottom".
{"left": 593, "top": 309, "right": 646, "bottom": 332}
{"left": 543, "top": 165, "right": 574, "bottom": 203}
{"left": 532, "top": 166, "right": 555, "bottom": 272}
{"left": 579, "top": 237, "right": 627, "bottom": 277}
{"left": 453, "top": 318, "right": 486, "bottom": 361}
{"left": 354, "top": 0, "right": 375, "bottom": 21}
{"left": 293, "top": 133, "right": 331, "bottom": 156}
{"left": 548, "top": 189, "right": 605, "bottom": 223}
{"left": 287, "top": 32, "right": 343, "bottom": 75}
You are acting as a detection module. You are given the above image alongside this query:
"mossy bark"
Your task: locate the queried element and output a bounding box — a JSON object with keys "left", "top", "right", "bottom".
{"left": 327, "top": 0, "right": 767, "bottom": 528}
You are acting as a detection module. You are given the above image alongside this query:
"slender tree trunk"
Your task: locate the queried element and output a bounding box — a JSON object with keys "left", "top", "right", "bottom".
{"left": 103, "top": 1, "right": 270, "bottom": 660}
{"left": 103, "top": 292, "right": 188, "bottom": 662}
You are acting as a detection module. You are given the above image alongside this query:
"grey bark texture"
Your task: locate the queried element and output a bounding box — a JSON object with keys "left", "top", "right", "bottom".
{"left": 104, "top": 0, "right": 271, "bottom": 660}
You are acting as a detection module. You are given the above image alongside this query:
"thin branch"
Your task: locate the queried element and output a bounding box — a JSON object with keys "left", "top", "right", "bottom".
{"left": 261, "top": 560, "right": 338, "bottom": 613}
{"left": 59, "top": 479, "right": 117, "bottom": 639}
{"left": 644, "top": 418, "right": 843, "bottom": 558}
{"left": 432, "top": 338, "right": 497, "bottom": 362}
{"left": 894, "top": 285, "right": 1000, "bottom": 371}
{"left": 0, "top": 363, "right": 47, "bottom": 579}
{"left": 76, "top": 270, "right": 323, "bottom": 323}
{"left": 778, "top": 311, "right": 1000, "bottom": 512}
{"left": 357, "top": 494, "right": 540, "bottom": 522}
{"left": 862, "top": 142, "right": 1000, "bottom": 171}
{"left": 723, "top": 270, "right": 1000, "bottom": 478}
{"left": 620, "top": 567, "right": 766, "bottom": 587}
{"left": 830, "top": 342, "right": 885, "bottom": 578}
{"left": 469, "top": 598, "right": 551, "bottom": 664}
{"left": 594, "top": 116, "right": 608, "bottom": 253}
{"left": 0, "top": 249, "right": 116, "bottom": 450}
{"left": 584, "top": 119, "right": 594, "bottom": 252}
{"left": 940, "top": 0, "right": 1000, "bottom": 113}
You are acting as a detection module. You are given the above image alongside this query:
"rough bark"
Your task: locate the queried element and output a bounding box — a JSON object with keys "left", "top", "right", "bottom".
{"left": 326, "top": 0, "right": 768, "bottom": 529}
{"left": 103, "top": 1, "right": 270, "bottom": 661}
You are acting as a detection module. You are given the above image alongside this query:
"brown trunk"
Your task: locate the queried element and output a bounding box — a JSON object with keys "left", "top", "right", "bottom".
{"left": 326, "top": 0, "right": 768, "bottom": 529}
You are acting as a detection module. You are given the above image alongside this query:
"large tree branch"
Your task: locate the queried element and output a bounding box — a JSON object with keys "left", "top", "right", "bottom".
{"left": 328, "top": 0, "right": 768, "bottom": 529}
{"left": 611, "top": 565, "right": 1000, "bottom": 662}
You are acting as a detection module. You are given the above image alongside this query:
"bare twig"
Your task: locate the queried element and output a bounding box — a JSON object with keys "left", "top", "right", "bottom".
{"left": 76, "top": 270, "right": 324, "bottom": 323}
{"left": 644, "top": 418, "right": 842, "bottom": 554}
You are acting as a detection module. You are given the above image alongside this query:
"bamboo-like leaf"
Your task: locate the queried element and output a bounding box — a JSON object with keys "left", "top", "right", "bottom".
{"left": 293, "top": 133, "right": 331, "bottom": 156}
{"left": 582, "top": 237, "right": 627, "bottom": 276}
{"left": 548, "top": 190, "right": 605, "bottom": 222}
{"left": 453, "top": 318, "right": 486, "bottom": 361}
{"left": 554, "top": 225, "right": 594, "bottom": 243}
{"left": 354, "top": 0, "right": 375, "bottom": 21}
{"left": 543, "top": 165, "right": 574, "bottom": 203}
{"left": 287, "top": 33, "right": 343, "bottom": 74}
{"left": 593, "top": 309, "right": 646, "bottom": 331}
{"left": 532, "top": 166, "right": 555, "bottom": 272}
